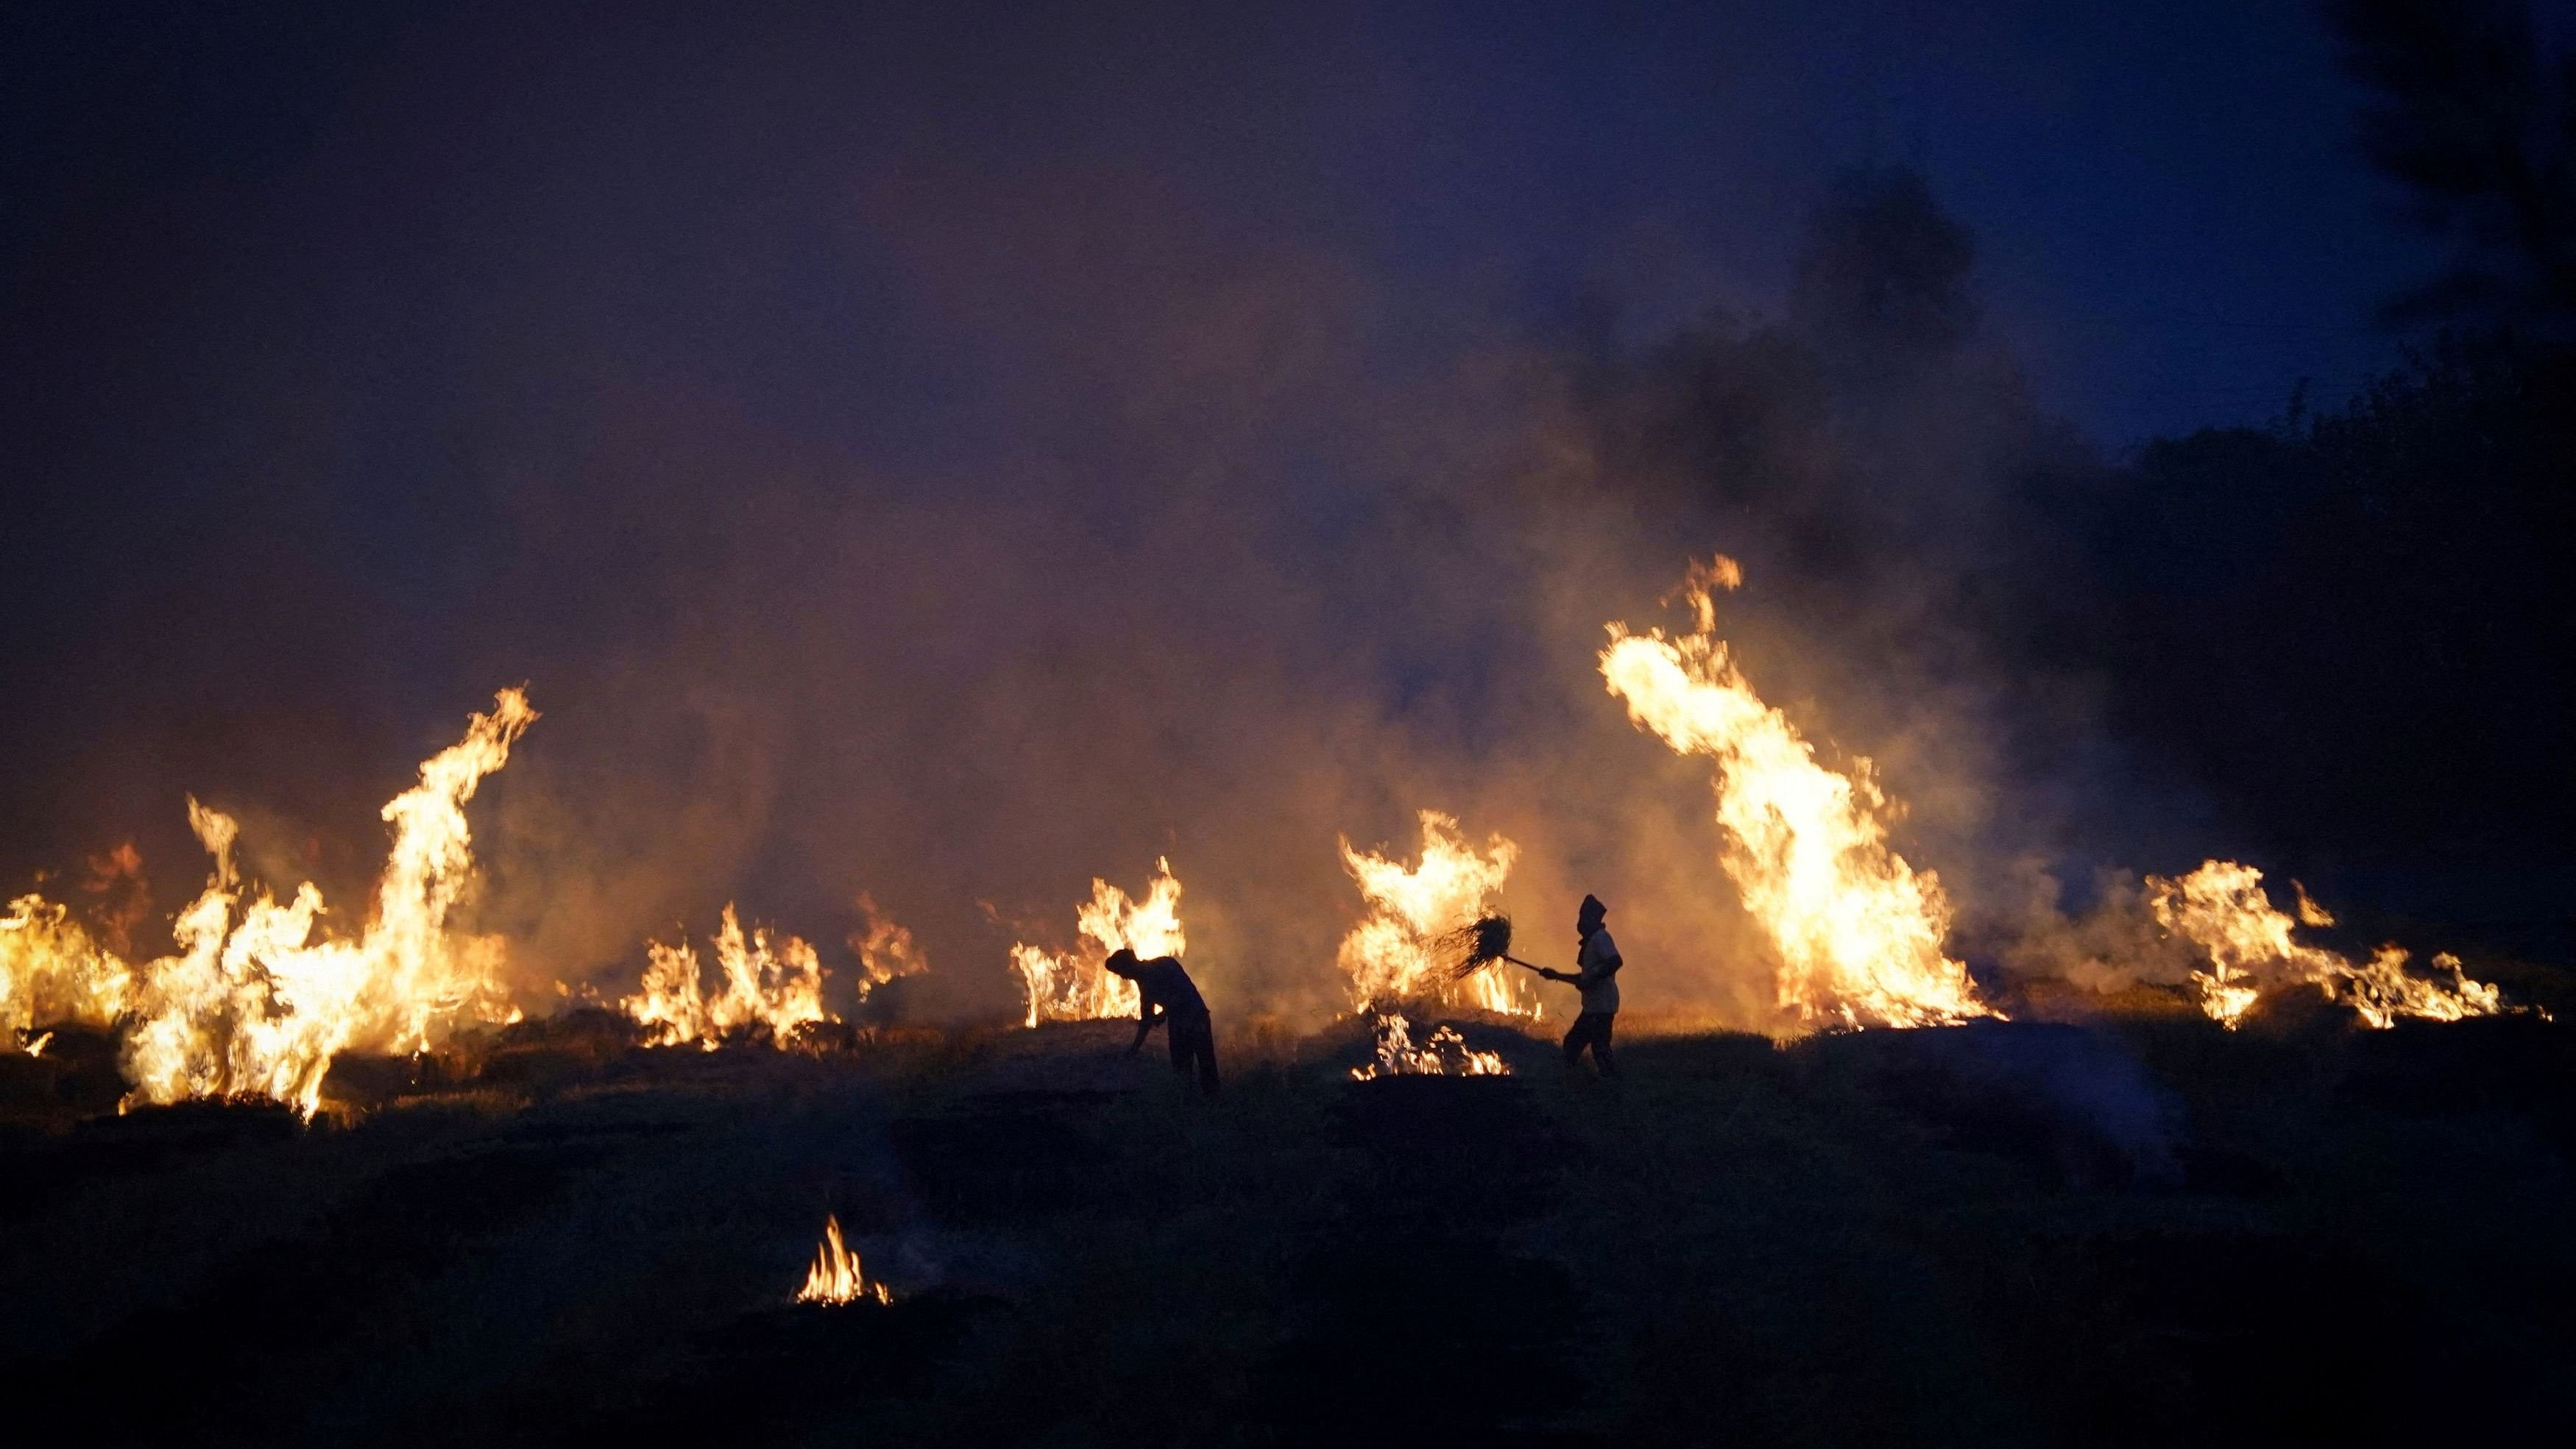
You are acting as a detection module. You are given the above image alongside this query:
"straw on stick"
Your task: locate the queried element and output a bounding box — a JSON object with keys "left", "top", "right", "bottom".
{"left": 1442, "top": 913, "right": 1542, "bottom": 979}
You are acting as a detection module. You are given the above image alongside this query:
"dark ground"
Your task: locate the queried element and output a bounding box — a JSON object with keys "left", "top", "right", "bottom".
{"left": 4, "top": 1005, "right": 2571, "bottom": 1447}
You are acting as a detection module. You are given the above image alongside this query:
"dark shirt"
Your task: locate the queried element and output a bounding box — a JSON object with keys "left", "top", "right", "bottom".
{"left": 1131, "top": 955, "right": 1208, "bottom": 1019}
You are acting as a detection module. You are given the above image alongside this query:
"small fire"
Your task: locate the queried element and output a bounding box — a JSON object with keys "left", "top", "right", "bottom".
{"left": 621, "top": 904, "right": 836, "bottom": 1049}
{"left": 2, "top": 689, "right": 536, "bottom": 1116}
{"left": 1009, "top": 858, "right": 1184, "bottom": 1028}
{"left": 1337, "top": 811, "right": 1535, "bottom": 1017}
{"left": 796, "top": 1214, "right": 891, "bottom": 1305}
{"left": 2147, "top": 860, "right": 2508, "bottom": 1029}
{"left": 849, "top": 892, "right": 930, "bottom": 998}
{"left": 1600, "top": 558, "right": 1991, "bottom": 1030}
{"left": 1349, "top": 1012, "right": 1510, "bottom": 1080}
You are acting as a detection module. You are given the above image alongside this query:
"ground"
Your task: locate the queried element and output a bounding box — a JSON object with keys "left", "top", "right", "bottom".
{"left": 3, "top": 1005, "right": 2571, "bottom": 1446}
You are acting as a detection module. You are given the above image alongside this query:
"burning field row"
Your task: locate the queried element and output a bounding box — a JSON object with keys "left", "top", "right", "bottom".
{"left": 1, "top": 561, "right": 2541, "bottom": 1121}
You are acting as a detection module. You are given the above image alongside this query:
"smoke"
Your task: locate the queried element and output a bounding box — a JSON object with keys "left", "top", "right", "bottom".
{"left": 0, "top": 4, "right": 2308, "bottom": 1032}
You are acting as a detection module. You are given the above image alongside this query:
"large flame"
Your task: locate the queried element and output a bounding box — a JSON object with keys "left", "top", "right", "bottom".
{"left": 123, "top": 690, "right": 537, "bottom": 1113}
{"left": 2147, "top": 860, "right": 2507, "bottom": 1029}
{"left": 1348, "top": 1011, "right": 1510, "bottom": 1080}
{"left": 1009, "top": 858, "right": 1184, "bottom": 1028}
{"left": 620, "top": 904, "right": 835, "bottom": 1049}
{"left": 1, "top": 689, "right": 536, "bottom": 1113}
{"left": 1337, "top": 810, "right": 1535, "bottom": 1017}
{"left": 1599, "top": 558, "right": 1989, "bottom": 1030}
{"left": 796, "top": 1214, "right": 891, "bottom": 1305}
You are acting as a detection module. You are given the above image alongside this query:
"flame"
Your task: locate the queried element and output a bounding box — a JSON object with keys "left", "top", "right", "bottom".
{"left": 0, "top": 691, "right": 535, "bottom": 1112}
{"left": 112, "top": 690, "right": 538, "bottom": 1116}
{"left": 1337, "top": 810, "right": 1535, "bottom": 1016}
{"left": 1348, "top": 1012, "right": 1510, "bottom": 1080}
{"left": 1599, "top": 557, "right": 1990, "bottom": 1030}
{"left": 849, "top": 892, "right": 930, "bottom": 997}
{"left": 2146, "top": 860, "right": 2507, "bottom": 1029}
{"left": 0, "top": 690, "right": 536, "bottom": 1111}
{"left": 621, "top": 904, "right": 835, "bottom": 1049}
{"left": 796, "top": 1214, "right": 891, "bottom": 1305}
{"left": 4, "top": 893, "right": 132, "bottom": 1049}
{"left": 1009, "top": 858, "right": 1184, "bottom": 1028}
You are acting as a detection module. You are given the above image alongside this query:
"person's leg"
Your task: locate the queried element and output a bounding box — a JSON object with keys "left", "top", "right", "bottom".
{"left": 1592, "top": 1013, "right": 1618, "bottom": 1078}
{"left": 1167, "top": 1021, "right": 1190, "bottom": 1077}
{"left": 1194, "top": 1018, "right": 1220, "bottom": 1096}
{"left": 1562, "top": 1016, "right": 1588, "bottom": 1067}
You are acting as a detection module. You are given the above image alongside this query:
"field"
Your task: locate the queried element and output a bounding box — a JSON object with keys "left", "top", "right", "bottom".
{"left": 5, "top": 1007, "right": 2572, "bottom": 1446}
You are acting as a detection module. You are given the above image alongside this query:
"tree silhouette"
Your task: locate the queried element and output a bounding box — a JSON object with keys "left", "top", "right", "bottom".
{"left": 2328, "top": 0, "right": 2576, "bottom": 329}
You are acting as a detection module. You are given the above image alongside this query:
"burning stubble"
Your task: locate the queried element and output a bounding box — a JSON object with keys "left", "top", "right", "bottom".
{"left": 7, "top": 690, "right": 536, "bottom": 1117}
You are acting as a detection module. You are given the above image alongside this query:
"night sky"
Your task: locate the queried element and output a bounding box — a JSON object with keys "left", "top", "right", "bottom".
{"left": 4, "top": 1, "right": 2566, "bottom": 1015}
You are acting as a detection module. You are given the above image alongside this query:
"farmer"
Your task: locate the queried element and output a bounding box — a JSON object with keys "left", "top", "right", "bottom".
{"left": 1105, "top": 947, "right": 1220, "bottom": 1096}
{"left": 1538, "top": 894, "right": 1622, "bottom": 1077}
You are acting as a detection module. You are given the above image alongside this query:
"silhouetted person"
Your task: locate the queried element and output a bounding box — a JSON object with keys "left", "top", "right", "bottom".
{"left": 1538, "top": 894, "right": 1621, "bottom": 1077}
{"left": 1105, "top": 948, "right": 1220, "bottom": 1096}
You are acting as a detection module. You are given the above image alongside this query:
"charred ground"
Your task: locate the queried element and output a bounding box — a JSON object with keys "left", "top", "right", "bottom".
{"left": 4, "top": 1006, "right": 2570, "bottom": 1447}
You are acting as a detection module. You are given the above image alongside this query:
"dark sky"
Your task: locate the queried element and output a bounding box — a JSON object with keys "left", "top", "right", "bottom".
{"left": 3, "top": 1, "right": 2463, "bottom": 443}
{"left": 2, "top": 1, "right": 2555, "bottom": 1010}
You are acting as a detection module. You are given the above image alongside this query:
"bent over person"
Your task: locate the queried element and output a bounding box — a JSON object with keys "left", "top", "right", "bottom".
{"left": 1539, "top": 893, "right": 1622, "bottom": 1077}
{"left": 1104, "top": 948, "right": 1220, "bottom": 1096}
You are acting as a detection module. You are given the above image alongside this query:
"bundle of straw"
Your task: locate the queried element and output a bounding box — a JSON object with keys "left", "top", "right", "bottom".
{"left": 1442, "top": 913, "right": 1539, "bottom": 979}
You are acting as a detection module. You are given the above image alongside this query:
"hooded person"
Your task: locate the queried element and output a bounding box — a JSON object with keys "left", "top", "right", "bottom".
{"left": 1103, "top": 947, "right": 1220, "bottom": 1096}
{"left": 1538, "top": 894, "right": 1622, "bottom": 1077}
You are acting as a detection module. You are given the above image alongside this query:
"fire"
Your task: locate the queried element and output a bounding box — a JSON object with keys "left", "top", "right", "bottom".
{"left": 1, "top": 689, "right": 536, "bottom": 1115}
{"left": 1009, "top": 858, "right": 1184, "bottom": 1028}
{"left": 1599, "top": 558, "right": 1990, "bottom": 1030}
{"left": 1349, "top": 1012, "right": 1510, "bottom": 1080}
{"left": 2146, "top": 860, "right": 2507, "bottom": 1029}
{"left": 4, "top": 893, "right": 131, "bottom": 1050}
{"left": 124, "top": 691, "right": 537, "bottom": 1115}
{"left": 849, "top": 892, "right": 930, "bottom": 998}
{"left": 621, "top": 904, "right": 835, "bottom": 1049}
{"left": 796, "top": 1214, "right": 891, "bottom": 1305}
{"left": 1337, "top": 811, "right": 1535, "bottom": 1017}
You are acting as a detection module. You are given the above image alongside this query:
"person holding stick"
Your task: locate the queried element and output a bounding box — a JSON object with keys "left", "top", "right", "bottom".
{"left": 1104, "top": 947, "right": 1220, "bottom": 1096}
{"left": 1537, "top": 894, "right": 1622, "bottom": 1077}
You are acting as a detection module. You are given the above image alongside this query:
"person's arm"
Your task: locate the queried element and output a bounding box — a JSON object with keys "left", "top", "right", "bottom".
{"left": 1127, "top": 1002, "right": 1165, "bottom": 1055}
{"left": 1571, "top": 941, "right": 1624, "bottom": 988}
